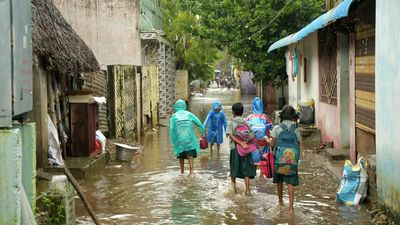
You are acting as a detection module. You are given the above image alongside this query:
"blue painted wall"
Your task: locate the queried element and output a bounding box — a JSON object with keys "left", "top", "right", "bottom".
{"left": 376, "top": 0, "right": 400, "bottom": 213}
{"left": 0, "top": 129, "right": 22, "bottom": 225}
{"left": 140, "top": 0, "right": 163, "bottom": 32}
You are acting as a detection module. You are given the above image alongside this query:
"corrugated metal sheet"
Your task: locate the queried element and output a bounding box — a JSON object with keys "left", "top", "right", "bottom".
{"left": 268, "top": 0, "right": 357, "bottom": 52}
{"left": 355, "top": 22, "right": 375, "bottom": 133}
{"left": 12, "top": 0, "right": 33, "bottom": 116}
{"left": 0, "top": 0, "right": 13, "bottom": 126}
{"left": 0, "top": 0, "right": 32, "bottom": 126}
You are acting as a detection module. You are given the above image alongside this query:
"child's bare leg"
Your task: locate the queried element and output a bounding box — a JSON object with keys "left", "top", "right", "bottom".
{"left": 210, "top": 144, "right": 213, "bottom": 155}
{"left": 231, "top": 176, "right": 237, "bottom": 193}
{"left": 216, "top": 144, "right": 220, "bottom": 154}
{"left": 277, "top": 182, "right": 284, "bottom": 206}
{"left": 259, "top": 166, "right": 264, "bottom": 178}
{"left": 188, "top": 156, "right": 194, "bottom": 176}
{"left": 245, "top": 177, "right": 251, "bottom": 196}
{"left": 288, "top": 184, "right": 294, "bottom": 212}
{"left": 179, "top": 158, "right": 184, "bottom": 174}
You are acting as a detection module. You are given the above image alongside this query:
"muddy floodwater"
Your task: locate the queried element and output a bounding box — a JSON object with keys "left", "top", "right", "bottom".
{"left": 76, "top": 88, "right": 373, "bottom": 225}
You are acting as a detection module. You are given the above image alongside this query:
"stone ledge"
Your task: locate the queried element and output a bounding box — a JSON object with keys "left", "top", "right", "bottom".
{"left": 324, "top": 148, "right": 350, "bottom": 161}
{"left": 43, "top": 152, "right": 110, "bottom": 180}
{"left": 299, "top": 126, "right": 321, "bottom": 149}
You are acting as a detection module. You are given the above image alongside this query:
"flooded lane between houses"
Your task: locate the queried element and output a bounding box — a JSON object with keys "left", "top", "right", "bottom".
{"left": 76, "top": 88, "right": 372, "bottom": 224}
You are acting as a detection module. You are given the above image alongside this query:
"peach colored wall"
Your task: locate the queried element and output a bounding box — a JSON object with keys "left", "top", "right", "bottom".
{"left": 52, "top": 0, "right": 142, "bottom": 69}
{"left": 317, "top": 102, "right": 340, "bottom": 147}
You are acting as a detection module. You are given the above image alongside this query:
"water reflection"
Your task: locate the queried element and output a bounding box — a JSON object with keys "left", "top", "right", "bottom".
{"left": 76, "top": 88, "right": 372, "bottom": 224}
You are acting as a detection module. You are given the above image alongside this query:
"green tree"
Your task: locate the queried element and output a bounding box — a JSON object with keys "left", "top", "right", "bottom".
{"left": 161, "top": 0, "right": 220, "bottom": 81}
{"left": 172, "top": 0, "right": 324, "bottom": 85}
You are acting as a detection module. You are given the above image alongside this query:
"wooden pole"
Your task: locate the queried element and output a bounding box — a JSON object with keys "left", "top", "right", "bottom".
{"left": 63, "top": 166, "right": 101, "bottom": 225}
{"left": 52, "top": 75, "right": 67, "bottom": 160}
{"left": 47, "top": 74, "right": 57, "bottom": 127}
{"left": 61, "top": 77, "right": 70, "bottom": 136}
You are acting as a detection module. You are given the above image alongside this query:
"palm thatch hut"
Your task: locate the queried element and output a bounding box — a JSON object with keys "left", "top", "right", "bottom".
{"left": 31, "top": 0, "right": 102, "bottom": 167}
{"left": 32, "top": 0, "right": 99, "bottom": 76}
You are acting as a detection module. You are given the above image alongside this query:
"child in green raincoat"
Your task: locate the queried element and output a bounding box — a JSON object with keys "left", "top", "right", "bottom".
{"left": 170, "top": 99, "right": 205, "bottom": 176}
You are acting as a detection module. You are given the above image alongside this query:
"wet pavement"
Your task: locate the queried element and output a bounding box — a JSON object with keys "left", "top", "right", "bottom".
{"left": 76, "top": 87, "right": 373, "bottom": 225}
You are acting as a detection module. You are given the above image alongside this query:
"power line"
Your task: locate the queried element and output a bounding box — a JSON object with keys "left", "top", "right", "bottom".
{"left": 228, "top": 0, "right": 291, "bottom": 45}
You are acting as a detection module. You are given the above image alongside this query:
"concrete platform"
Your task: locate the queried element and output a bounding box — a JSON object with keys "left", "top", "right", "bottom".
{"left": 324, "top": 148, "right": 350, "bottom": 161}
{"left": 299, "top": 125, "right": 321, "bottom": 149}
{"left": 43, "top": 152, "right": 110, "bottom": 180}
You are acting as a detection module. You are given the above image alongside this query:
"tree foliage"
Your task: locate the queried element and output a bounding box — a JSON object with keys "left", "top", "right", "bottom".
{"left": 161, "top": 0, "right": 220, "bottom": 81}
{"left": 162, "top": 0, "right": 324, "bottom": 84}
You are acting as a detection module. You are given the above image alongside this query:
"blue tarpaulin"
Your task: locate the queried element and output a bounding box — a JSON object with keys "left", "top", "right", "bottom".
{"left": 267, "top": 0, "right": 357, "bottom": 53}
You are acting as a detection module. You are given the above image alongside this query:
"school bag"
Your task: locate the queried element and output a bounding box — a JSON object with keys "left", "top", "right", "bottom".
{"left": 274, "top": 123, "right": 300, "bottom": 176}
{"left": 247, "top": 114, "right": 272, "bottom": 140}
{"left": 260, "top": 150, "right": 275, "bottom": 178}
{"left": 234, "top": 123, "right": 257, "bottom": 156}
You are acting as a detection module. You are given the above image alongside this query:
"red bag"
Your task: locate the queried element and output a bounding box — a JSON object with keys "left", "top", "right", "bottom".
{"left": 260, "top": 151, "right": 275, "bottom": 178}
{"left": 200, "top": 137, "right": 208, "bottom": 149}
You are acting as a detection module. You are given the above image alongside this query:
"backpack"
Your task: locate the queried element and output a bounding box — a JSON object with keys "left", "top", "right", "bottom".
{"left": 260, "top": 150, "right": 275, "bottom": 178}
{"left": 274, "top": 123, "right": 300, "bottom": 176}
{"left": 247, "top": 114, "right": 272, "bottom": 140}
{"left": 234, "top": 124, "right": 257, "bottom": 156}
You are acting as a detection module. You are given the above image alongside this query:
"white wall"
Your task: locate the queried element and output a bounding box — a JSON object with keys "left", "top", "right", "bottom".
{"left": 52, "top": 0, "right": 142, "bottom": 69}
{"left": 286, "top": 45, "right": 299, "bottom": 107}
{"left": 285, "top": 33, "right": 319, "bottom": 123}
{"left": 300, "top": 33, "right": 319, "bottom": 117}
{"left": 376, "top": 0, "right": 400, "bottom": 213}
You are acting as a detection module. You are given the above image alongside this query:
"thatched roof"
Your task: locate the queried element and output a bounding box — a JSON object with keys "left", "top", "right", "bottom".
{"left": 32, "top": 0, "right": 99, "bottom": 76}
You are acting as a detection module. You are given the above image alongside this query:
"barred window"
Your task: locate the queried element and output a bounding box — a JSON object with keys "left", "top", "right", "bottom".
{"left": 318, "top": 25, "right": 337, "bottom": 105}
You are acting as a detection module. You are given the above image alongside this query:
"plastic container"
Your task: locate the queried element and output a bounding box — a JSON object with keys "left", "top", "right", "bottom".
{"left": 298, "top": 99, "right": 314, "bottom": 124}
{"left": 115, "top": 143, "right": 138, "bottom": 161}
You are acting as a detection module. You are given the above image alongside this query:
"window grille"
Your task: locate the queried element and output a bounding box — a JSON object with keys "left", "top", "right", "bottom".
{"left": 319, "top": 25, "right": 337, "bottom": 105}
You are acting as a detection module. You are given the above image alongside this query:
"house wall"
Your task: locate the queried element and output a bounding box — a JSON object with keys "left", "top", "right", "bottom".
{"left": 52, "top": 0, "right": 142, "bottom": 69}
{"left": 0, "top": 124, "right": 36, "bottom": 224}
{"left": 0, "top": 129, "right": 22, "bottom": 225}
{"left": 285, "top": 33, "right": 319, "bottom": 123}
{"left": 300, "top": 33, "right": 320, "bottom": 124}
{"left": 376, "top": 0, "right": 400, "bottom": 213}
{"left": 337, "top": 33, "right": 350, "bottom": 148}
{"left": 82, "top": 70, "right": 109, "bottom": 133}
{"left": 286, "top": 46, "right": 299, "bottom": 107}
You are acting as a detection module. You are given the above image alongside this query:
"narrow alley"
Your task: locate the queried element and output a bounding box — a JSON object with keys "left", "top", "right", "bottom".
{"left": 75, "top": 88, "right": 372, "bottom": 225}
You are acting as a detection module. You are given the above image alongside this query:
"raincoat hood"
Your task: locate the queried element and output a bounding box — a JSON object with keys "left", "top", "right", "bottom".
{"left": 212, "top": 101, "right": 222, "bottom": 110}
{"left": 203, "top": 101, "right": 227, "bottom": 144}
{"left": 252, "top": 97, "right": 264, "bottom": 114}
{"left": 174, "top": 99, "right": 187, "bottom": 112}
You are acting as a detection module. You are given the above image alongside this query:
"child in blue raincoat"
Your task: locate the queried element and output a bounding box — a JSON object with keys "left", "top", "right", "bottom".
{"left": 170, "top": 99, "right": 204, "bottom": 176}
{"left": 245, "top": 97, "right": 272, "bottom": 164}
{"left": 203, "top": 101, "right": 227, "bottom": 155}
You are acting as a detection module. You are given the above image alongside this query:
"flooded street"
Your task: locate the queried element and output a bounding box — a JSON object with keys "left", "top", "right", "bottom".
{"left": 77, "top": 88, "right": 372, "bottom": 225}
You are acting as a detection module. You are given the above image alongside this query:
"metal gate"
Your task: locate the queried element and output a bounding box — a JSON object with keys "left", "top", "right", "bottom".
{"left": 108, "top": 65, "right": 138, "bottom": 140}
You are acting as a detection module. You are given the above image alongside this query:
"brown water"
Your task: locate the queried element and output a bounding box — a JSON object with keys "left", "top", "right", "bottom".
{"left": 77, "top": 88, "right": 373, "bottom": 225}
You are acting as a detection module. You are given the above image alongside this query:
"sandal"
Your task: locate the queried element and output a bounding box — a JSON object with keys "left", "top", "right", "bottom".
{"left": 245, "top": 192, "right": 252, "bottom": 196}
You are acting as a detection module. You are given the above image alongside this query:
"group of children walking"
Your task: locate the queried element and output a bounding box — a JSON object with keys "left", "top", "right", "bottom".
{"left": 169, "top": 98, "right": 301, "bottom": 213}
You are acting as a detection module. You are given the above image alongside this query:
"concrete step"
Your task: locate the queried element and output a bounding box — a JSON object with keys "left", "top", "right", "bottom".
{"left": 324, "top": 148, "right": 350, "bottom": 161}
{"left": 44, "top": 152, "right": 110, "bottom": 180}
{"left": 299, "top": 125, "right": 321, "bottom": 149}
